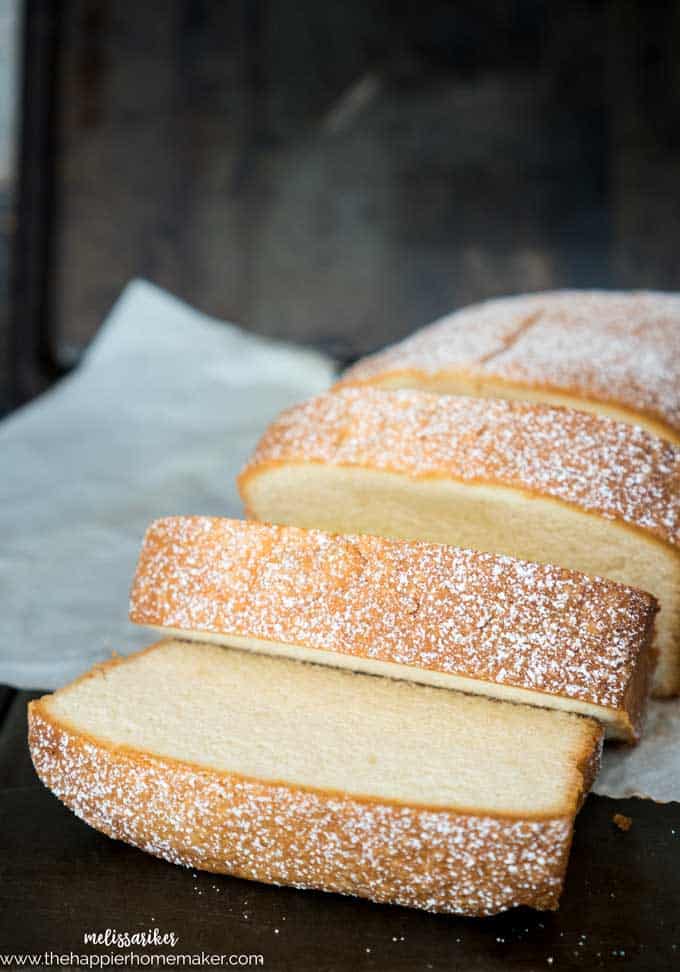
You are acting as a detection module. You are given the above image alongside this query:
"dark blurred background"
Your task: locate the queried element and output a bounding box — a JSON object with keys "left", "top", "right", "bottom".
{"left": 3, "top": 0, "right": 680, "bottom": 414}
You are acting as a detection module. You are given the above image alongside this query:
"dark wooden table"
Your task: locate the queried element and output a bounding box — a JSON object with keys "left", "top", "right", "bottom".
{"left": 2, "top": 684, "right": 679, "bottom": 970}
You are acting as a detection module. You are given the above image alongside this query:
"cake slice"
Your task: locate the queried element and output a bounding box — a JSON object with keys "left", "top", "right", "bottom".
{"left": 238, "top": 388, "right": 680, "bottom": 696}
{"left": 130, "top": 517, "right": 656, "bottom": 741}
{"left": 336, "top": 290, "right": 680, "bottom": 443}
{"left": 28, "top": 639, "right": 603, "bottom": 915}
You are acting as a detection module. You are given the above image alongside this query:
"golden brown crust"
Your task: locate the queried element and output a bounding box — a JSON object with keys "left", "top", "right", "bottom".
{"left": 238, "top": 389, "right": 680, "bottom": 551}
{"left": 28, "top": 684, "right": 602, "bottom": 916}
{"left": 130, "top": 517, "right": 656, "bottom": 740}
{"left": 336, "top": 290, "right": 680, "bottom": 443}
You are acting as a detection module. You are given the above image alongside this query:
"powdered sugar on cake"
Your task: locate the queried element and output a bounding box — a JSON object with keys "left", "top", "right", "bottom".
{"left": 339, "top": 291, "right": 680, "bottom": 436}
{"left": 130, "top": 517, "right": 655, "bottom": 714}
{"left": 242, "top": 388, "right": 680, "bottom": 547}
{"left": 29, "top": 711, "right": 583, "bottom": 916}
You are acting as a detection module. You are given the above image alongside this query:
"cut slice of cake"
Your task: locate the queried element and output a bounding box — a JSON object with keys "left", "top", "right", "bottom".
{"left": 336, "top": 290, "right": 680, "bottom": 443}
{"left": 238, "top": 389, "right": 680, "bottom": 696}
{"left": 129, "top": 517, "right": 656, "bottom": 741}
{"left": 29, "top": 639, "right": 603, "bottom": 915}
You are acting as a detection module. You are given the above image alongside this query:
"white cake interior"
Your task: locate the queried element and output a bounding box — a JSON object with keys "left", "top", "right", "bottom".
{"left": 45, "top": 639, "right": 598, "bottom": 817}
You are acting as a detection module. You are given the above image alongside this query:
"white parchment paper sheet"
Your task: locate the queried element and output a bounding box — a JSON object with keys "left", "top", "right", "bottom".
{"left": 0, "top": 280, "right": 334, "bottom": 688}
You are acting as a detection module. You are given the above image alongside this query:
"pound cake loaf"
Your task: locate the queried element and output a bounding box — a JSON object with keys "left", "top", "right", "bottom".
{"left": 130, "top": 517, "right": 656, "bottom": 741}
{"left": 29, "top": 639, "right": 603, "bottom": 915}
{"left": 336, "top": 290, "right": 680, "bottom": 443}
{"left": 239, "top": 389, "right": 680, "bottom": 696}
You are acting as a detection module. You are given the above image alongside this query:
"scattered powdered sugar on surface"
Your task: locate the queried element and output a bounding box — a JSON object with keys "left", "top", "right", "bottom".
{"left": 29, "top": 713, "right": 574, "bottom": 916}
{"left": 130, "top": 518, "right": 654, "bottom": 711}
{"left": 244, "top": 388, "right": 680, "bottom": 547}
{"left": 340, "top": 291, "right": 680, "bottom": 434}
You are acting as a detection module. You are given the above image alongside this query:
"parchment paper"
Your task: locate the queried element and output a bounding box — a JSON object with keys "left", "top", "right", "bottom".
{"left": 0, "top": 280, "right": 334, "bottom": 688}
{"left": 1, "top": 280, "right": 677, "bottom": 800}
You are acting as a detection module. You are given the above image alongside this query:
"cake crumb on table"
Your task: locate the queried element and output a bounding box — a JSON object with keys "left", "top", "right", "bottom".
{"left": 613, "top": 813, "right": 633, "bottom": 831}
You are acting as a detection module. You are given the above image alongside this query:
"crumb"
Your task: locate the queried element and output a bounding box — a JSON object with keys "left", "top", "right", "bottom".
{"left": 613, "top": 813, "right": 632, "bottom": 832}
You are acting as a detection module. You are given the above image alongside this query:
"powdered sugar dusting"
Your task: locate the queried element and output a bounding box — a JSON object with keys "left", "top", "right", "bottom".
{"left": 130, "top": 518, "right": 655, "bottom": 720}
{"left": 29, "top": 711, "right": 580, "bottom": 916}
{"left": 340, "top": 291, "right": 680, "bottom": 437}
{"left": 342, "top": 296, "right": 538, "bottom": 376}
{"left": 242, "top": 388, "right": 680, "bottom": 548}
